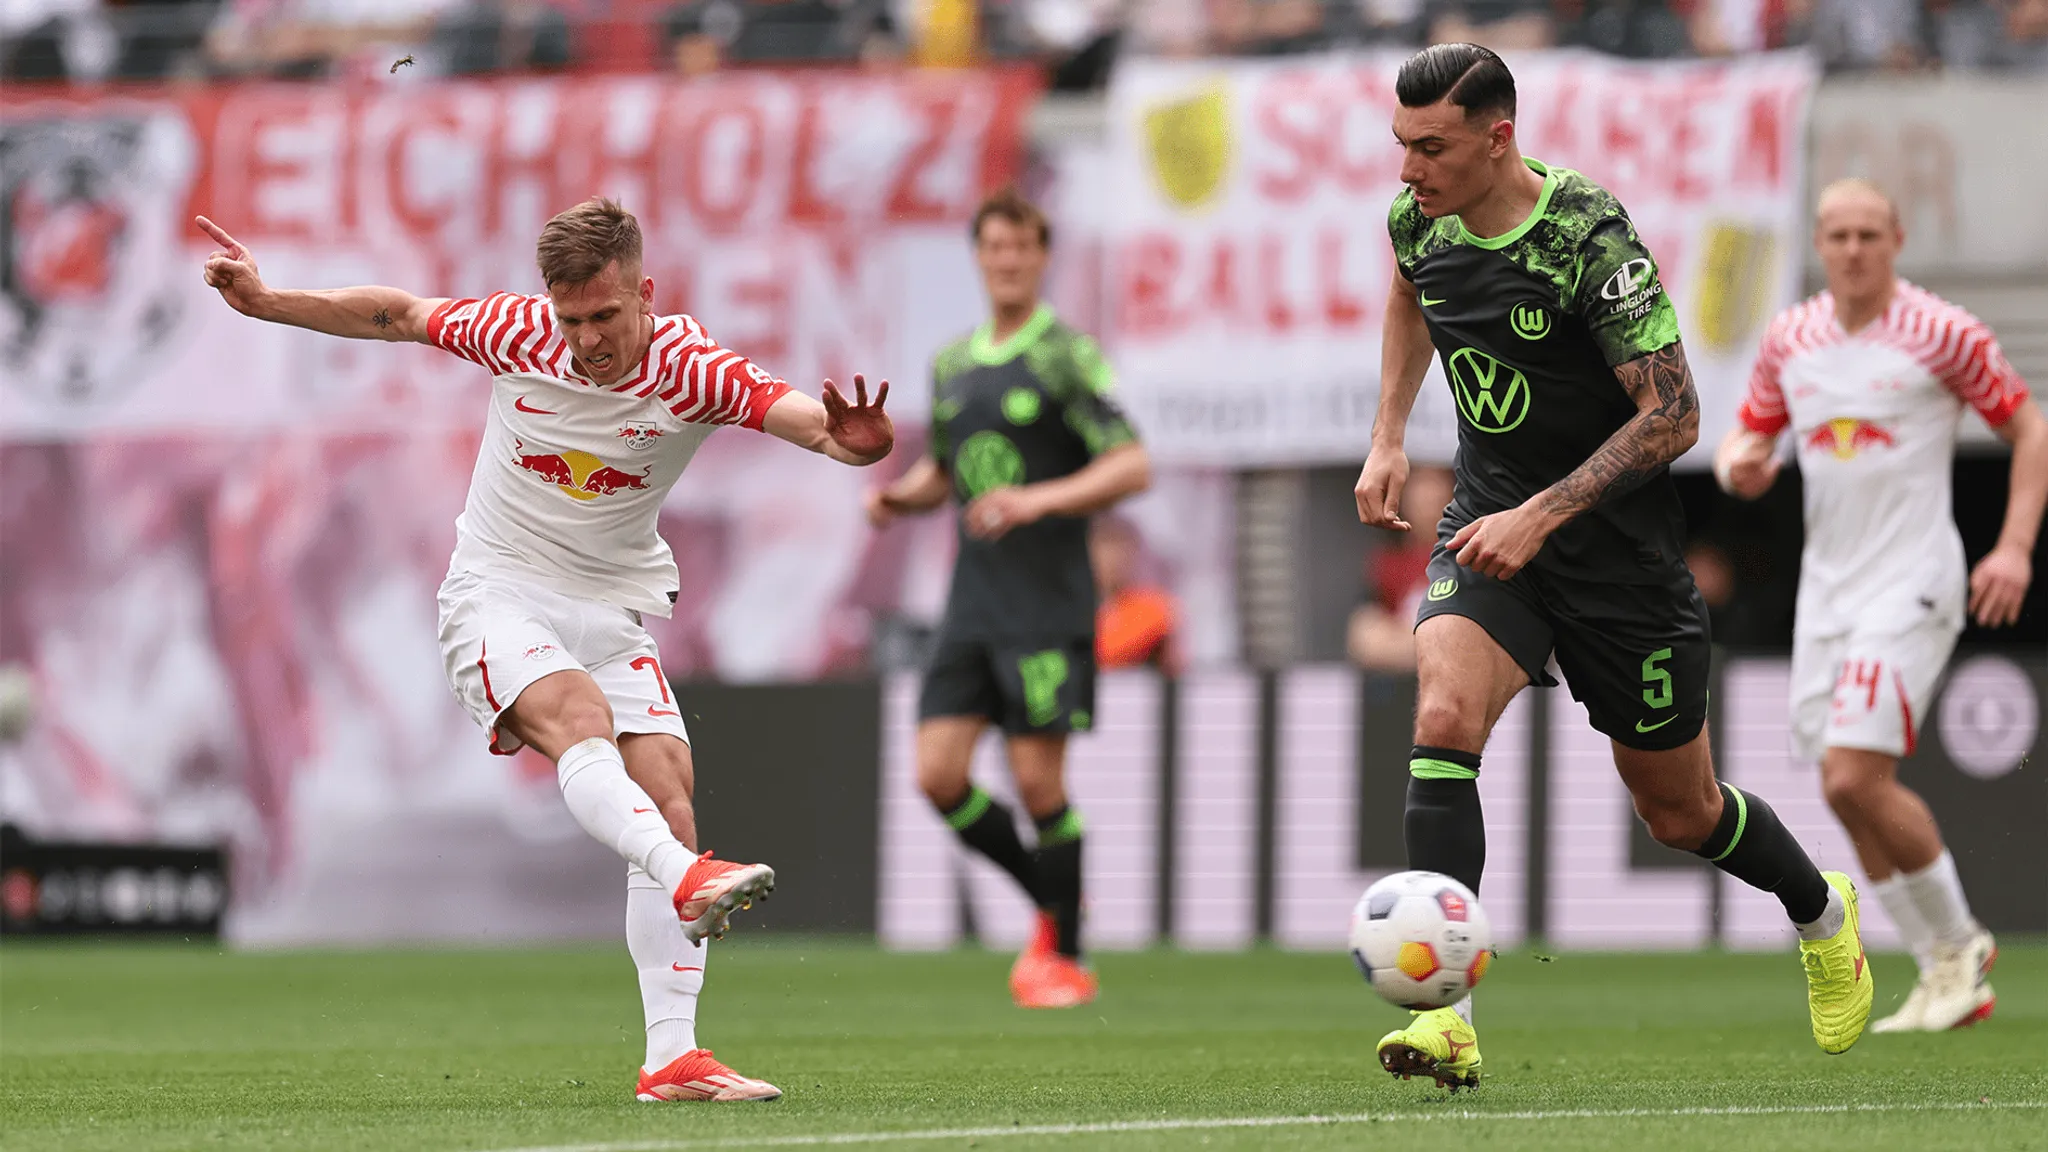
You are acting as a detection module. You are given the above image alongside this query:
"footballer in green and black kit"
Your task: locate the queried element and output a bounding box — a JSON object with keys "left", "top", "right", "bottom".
{"left": 917, "top": 302, "right": 1139, "bottom": 734}
{"left": 1394, "top": 158, "right": 1710, "bottom": 751}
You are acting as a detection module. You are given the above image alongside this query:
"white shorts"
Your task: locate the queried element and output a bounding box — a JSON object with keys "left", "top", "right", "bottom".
{"left": 1789, "top": 617, "right": 1959, "bottom": 761}
{"left": 437, "top": 569, "right": 690, "bottom": 755}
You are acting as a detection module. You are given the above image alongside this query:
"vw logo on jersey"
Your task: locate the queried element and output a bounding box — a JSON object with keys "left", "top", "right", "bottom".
{"left": 1600, "top": 258, "right": 1654, "bottom": 301}
{"left": 1446, "top": 347, "right": 1531, "bottom": 434}
{"left": 1510, "top": 303, "right": 1550, "bottom": 341}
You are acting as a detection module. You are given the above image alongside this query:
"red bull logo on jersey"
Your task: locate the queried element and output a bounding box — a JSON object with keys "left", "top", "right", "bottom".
{"left": 513, "top": 439, "right": 651, "bottom": 501}
{"left": 617, "top": 422, "right": 664, "bottom": 450}
{"left": 1806, "top": 418, "right": 1897, "bottom": 460}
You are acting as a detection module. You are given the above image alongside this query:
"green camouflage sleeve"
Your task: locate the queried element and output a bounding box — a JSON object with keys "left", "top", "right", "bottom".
{"left": 1387, "top": 191, "right": 1424, "bottom": 280}
{"left": 928, "top": 340, "right": 970, "bottom": 464}
{"left": 1572, "top": 215, "right": 1682, "bottom": 367}
{"left": 1046, "top": 332, "right": 1138, "bottom": 458}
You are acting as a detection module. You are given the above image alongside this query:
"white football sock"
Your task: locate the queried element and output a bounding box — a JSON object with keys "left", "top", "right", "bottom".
{"left": 628, "top": 866, "right": 706, "bottom": 1071}
{"left": 1866, "top": 872, "right": 1936, "bottom": 974}
{"left": 1450, "top": 995, "right": 1473, "bottom": 1025}
{"left": 558, "top": 737, "right": 694, "bottom": 894}
{"left": 1794, "top": 883, "right": 1846, "bottom": 942}
{"left": 1900, "top": 850, "right": 1976, "bottom": 948}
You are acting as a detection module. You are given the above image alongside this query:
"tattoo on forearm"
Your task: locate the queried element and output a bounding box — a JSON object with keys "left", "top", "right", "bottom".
{"left": 371, "top": 308, "right": 393, "bottom": 330}
{"left": 1540, "top": 343, "right": 1700, "bottom": 520}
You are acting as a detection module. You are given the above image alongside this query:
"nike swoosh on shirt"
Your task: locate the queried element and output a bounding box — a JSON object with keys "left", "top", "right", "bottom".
{"left": 1419, "top": 293, "right": 1447, "bottom": 307}
{"left": 649, "top": 706, "right": 681, "bottom": 718}
{"left": 671, "top": 964, "right": 703, "bottom": 973}
{"left": 1635, "top": 715, "right": 1679, "bottom": 734}
{"left": 514, "top": 396, "right": 555, "bottom": 415}
{"left": 633, "top": 807, "right": 655, "bottom": 814}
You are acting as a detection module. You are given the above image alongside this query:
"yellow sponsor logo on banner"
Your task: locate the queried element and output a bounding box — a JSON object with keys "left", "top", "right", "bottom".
{"left": 1693, "top": 223, "right": 1776, "bottom": 353}
{"left": 1142, "top": 84, "right": 1233, "bottom": 210}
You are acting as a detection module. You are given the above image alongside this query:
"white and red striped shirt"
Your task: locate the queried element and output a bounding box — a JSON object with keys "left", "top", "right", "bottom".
{"left": 428, "top": 292, "right": 791, "bottom": 616}
{"left": 1738, "top": 281, "right": 2030, "bottom": 637}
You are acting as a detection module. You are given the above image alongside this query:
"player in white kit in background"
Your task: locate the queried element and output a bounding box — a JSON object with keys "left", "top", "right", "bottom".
{"left": 1715, "top": 179, "right": 2047, "bottom": 1033}
{"left": 197, "top": 199, "right": 895, "bottom": 1100}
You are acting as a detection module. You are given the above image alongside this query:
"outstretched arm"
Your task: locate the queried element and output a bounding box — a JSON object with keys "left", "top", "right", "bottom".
{"left": 1447, "top": 341, "right": 1700, "bottom": 579}
{"left": 761, "top": 375, "right": 894, "bottom": 466}
{"left": 198, "top": 216, "right": 443, "bottom": 342}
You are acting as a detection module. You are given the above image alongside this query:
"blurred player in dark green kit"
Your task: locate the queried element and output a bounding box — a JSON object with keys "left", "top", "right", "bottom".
{"left": 866, "top": 189, "right": 1150, "bottom": 1008}
{"left": 1355, "top": 44, "right": 1871, "bottom": 1088}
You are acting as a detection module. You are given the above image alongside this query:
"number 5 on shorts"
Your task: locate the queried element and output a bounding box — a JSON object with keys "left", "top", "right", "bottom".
{"left": 1641, "top": 647, "right": 1674, "bottom": 709}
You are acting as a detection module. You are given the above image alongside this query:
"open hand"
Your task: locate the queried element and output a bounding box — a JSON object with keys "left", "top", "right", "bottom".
{"left": 823, "top": 374, "right": 893, "bottom": 463}
{"left": 1447, "top": 502, "right": 1560, "bottom": 580}
{"left": 196, "top": 216, "right": 267, "bottom": 316}
{"left": 1969, "top": 545, "right": 2032, "bottom": 628}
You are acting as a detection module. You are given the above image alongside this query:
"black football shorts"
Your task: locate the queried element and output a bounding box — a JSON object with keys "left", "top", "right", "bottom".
{"left": 1413, "top": 538, "right": 1711, "bottom": 752}
{"left": 917, "top": 635, "right": 1098, "bottom": 735}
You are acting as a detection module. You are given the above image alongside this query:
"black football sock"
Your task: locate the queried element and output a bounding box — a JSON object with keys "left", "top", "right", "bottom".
{"left": 1405, "top": 745, "right": 1486, "bottom": 895}
{"left": 1032, "top": 806, "right": 1085, "bottom": 957}
{"left": 1694, "top": 782, "right": 1831, "bottom": 926}
{"left": 941, "top": 786, "right": 1041, "bottom": 903}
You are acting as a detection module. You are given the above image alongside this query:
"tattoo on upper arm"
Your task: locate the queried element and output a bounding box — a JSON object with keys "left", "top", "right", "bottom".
{"left": 372, "top": 308, "right": 393, "bottom": 330}
{"left": 1539, "top": 343, "right": 1701, "bottom": 520}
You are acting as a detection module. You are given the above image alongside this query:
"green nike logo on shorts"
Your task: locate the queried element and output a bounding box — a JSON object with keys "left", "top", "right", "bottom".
{"left": 1420, "top": 292, "right": 1447, "bottom": 307}
{"left": 1635, "top": 715, "right": 1678, "bottom": 734}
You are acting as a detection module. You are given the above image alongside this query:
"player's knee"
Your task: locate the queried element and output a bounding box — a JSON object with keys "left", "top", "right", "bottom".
{"left": 916, "top": 762, "right": 971, "bottom": 812}
{"left": 1819, "top": 762, "right": 1878, "bottom": 818}
{"left": 557, "top": 699, "right": 615, "bottom": 745}
{"left": 1413, "top": 695, "right": 1484, "bottom": 750}
{"left": 1636, "top": 796, "right": 1716, "bottom": 850}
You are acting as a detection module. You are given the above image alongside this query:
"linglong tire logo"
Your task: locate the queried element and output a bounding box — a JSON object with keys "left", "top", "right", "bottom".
{"left": 1447, "top": 347, "right": 1531, "bottom": 433}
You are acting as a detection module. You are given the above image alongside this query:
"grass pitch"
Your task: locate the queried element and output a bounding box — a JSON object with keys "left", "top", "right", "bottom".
{"left": 2, "top": 939, "right": 2043, "bottom": 1151}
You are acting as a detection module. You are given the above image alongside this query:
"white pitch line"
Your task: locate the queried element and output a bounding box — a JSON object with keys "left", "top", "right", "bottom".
{"left": 474, "top": 1099, "right": 2048, "bottom": 1152}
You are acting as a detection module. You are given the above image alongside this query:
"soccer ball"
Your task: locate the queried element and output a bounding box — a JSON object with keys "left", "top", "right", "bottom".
{"left": 1348, "top": 871, "right": 1494, "bottom": 1010}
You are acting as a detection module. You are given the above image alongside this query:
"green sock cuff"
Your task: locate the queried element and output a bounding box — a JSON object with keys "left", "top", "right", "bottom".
{"left": 945, "top": 787, "right": 994, "bottom": 831}
{"left": 1708, "top": 783, "right": 1749, "bottom": 863}
{"left": 1410, "top": 757, "right": 1480, "bottom": 780}
{"left": 1036, "top": 807, "right": 1085, "bottom": 846}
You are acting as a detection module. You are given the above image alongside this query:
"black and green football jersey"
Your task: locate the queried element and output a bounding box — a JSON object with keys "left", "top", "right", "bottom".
{"left": 1390, "top": 158, "right": 1687, "bottom": 582}
{"left": 930, "top": 303, "right": 1138, "bottom": 642}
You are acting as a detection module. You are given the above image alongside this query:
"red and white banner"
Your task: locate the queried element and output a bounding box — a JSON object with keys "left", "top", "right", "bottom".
{"left": 0, "top": 71, "right": 1037, "bottom": 437}
{"left": 1103, "top": 51, "right": 1819, "bottom": 466}
{"left": 0, "top": 71, "right": 1049, "bottom": 942}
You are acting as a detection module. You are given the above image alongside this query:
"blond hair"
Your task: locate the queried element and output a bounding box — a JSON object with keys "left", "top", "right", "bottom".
{"left": 536, "top": 197, "right": 643, "bottom": 287}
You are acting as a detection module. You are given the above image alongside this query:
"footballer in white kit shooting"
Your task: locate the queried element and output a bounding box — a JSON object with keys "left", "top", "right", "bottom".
{"left": 197, "top": 199, "right": 896, "bottom": 1101}
{"left": 1715, "top": 179, "right": 2047, "bottom": 1033}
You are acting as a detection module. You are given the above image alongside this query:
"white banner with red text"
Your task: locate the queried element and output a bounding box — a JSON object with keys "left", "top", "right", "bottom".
{"left": 0, "top": 70, "right": 1038, "bottom": 437}
{"left": 1102, "top": 51, "right": 1819, "bottom": 467}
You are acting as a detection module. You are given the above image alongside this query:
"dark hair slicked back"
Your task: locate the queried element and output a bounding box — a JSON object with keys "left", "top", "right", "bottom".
{"left": 1396, "top": 43, "right": 1516, "bottom": 123}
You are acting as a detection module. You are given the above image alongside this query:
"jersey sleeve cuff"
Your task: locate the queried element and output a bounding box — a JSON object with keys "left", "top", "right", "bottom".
{"left": 425, "top": 298, "right": 465, "bottom": 350}
{"left": 739, "top": 378, "right": 793, "bottom": 431}
{"left": 1736, "top": 402, "right": 1788, "bottom": 437}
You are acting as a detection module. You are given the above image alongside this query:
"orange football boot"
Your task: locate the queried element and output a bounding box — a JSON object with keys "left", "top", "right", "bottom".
{"left": 672, "top": 851, "right": 775, "bottom": 943}
{"left": 636, "top": 1049, "right": 782, "bottom": 1102}
{"left": 1010, "top": 912, "right": 1098, "bottom": 1008}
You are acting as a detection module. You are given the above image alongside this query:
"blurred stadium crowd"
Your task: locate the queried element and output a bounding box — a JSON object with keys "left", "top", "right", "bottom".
{"left": 6, "top": 0, "right": 2047, "bottom": 86}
